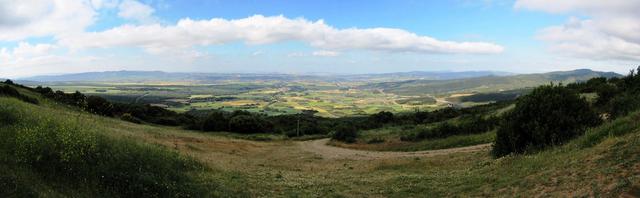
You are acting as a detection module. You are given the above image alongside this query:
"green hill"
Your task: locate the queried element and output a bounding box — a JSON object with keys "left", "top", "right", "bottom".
{"left": 362, "top": 69, "right": 621, "bottom": 95}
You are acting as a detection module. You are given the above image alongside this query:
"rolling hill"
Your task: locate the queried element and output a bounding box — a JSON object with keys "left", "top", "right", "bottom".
{"left": 361, "top": 69, "right": 622, "bottom": 95}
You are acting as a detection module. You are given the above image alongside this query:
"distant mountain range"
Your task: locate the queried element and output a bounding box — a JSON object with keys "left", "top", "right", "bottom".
{"left": 361, "top": 69, "right": 622, "bottom": 95}
{"left": 18, "top": 70, "right": 515, "bottom": 83}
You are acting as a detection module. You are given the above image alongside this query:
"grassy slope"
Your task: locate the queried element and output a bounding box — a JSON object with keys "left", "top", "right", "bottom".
{"left": 1, "top": 84, "right": 639, "bottom": 196}
{"left": 0, "top": 85, "right": 246, "bottom": 197}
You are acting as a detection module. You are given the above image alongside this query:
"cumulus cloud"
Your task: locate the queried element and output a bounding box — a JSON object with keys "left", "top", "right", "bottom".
{"left": 11, "top": 42, "right": 57, "bottom": 58}
{"left": 90, "top": 0, "right": 118, "bottom": 9}
{"left": 118, "top": 0, "right": 156, "bottom": 23}
{"left": 59, "top": 15, "right": 504, "bottom": 54}
{"left": 0, "top": 0, "right": 96, "bottom": 41}
{"left": 312, "top": 50, "right": 340, "bottom": 57}
{"left": 516, "top": 0, "right": 640, "bottom": 60}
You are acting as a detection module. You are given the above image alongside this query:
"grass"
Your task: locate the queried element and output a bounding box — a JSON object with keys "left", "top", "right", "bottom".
{"left": 0, "top": 97, "right": 232, "bottom": 197}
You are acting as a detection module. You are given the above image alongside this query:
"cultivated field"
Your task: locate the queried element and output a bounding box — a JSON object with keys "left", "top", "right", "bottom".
{"left": 44, "top": 81, "right": 448, "bottom": 117}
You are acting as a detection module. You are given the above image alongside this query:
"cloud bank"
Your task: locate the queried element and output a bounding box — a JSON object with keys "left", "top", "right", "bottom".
{"left": 60, "top": 15, "right": 503, "bottom": 54}
{"left": 516, "top": 0, "right": 640, "bottom": 61}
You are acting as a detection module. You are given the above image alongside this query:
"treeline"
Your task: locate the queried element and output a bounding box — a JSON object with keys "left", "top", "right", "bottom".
{"left": 401, "top": 115, "right": 500, "bottom": 141}
{"left": 566, "top": 68, "right": 640, "bottom": 119}
{"left": 32, "top": 86, "right": 195, "bottom": 126}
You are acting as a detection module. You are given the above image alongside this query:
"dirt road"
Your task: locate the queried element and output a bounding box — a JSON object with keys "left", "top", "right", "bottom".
{"left": 298, "top": 138, "right": 491, "bottom": 160}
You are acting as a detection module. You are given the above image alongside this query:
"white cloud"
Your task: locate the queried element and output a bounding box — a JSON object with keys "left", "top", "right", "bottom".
{"left": 287, "top": 52, "right": 307, "bottom": 57}
{"left": 0, "top": 0, "right": 96, "bottom": 41}
{"left": 60, "top": 15, "right": 504, "bottom": 54}
{"left": 312, "top": 50, "right": 339, "bottom": 57}
{"left": 1, "top": 42, "right": 57, "bottom": 60}
{"left": 117, "top": 0, "right": 156, "bottom": 23}
{"left": 91, "top": 0, "right": 119, "bottom": 9}
{"left": 516, "top": 0, "right": 640, "bottom": 61}
{"left": 12, "top": 42, "right": 57, "bottom": 58}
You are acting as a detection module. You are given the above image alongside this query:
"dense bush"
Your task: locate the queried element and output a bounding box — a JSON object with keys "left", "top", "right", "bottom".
{"left": 86, "top": 96, "right": 114, "bottom": 116}
{"left": 201, "top": 111, "right": 229, "bottom": 131}
{"left": 370, "top": 111, "right": 394, "bottom": 125}
{"left": 332, "top": 123, "right": 358, "bottom": 143}
{"left": 120, "top": 113, "right": 142, "bottom": 124}
{"left": 606, "top": 93, "right": 640, "bottom": 119}
{"left": 493, "top": 84, "right": 601, "bottom": 157}
{"left": 228, "top": 114, "right": 272, "bottom": 134}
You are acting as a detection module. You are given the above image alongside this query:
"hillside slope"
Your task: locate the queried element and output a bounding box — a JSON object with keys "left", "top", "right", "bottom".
{"left": 0, "top": 83, "right": 638, "bottom": 197}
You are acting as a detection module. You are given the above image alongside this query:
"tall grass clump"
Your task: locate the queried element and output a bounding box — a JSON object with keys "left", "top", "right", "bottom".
{"left": 0, "top": 97, "right": 207, "bottom": 197}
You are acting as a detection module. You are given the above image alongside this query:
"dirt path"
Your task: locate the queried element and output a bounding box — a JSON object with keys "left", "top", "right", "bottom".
{"left": 298, "top": 138, "right": 491, "bottom": 160}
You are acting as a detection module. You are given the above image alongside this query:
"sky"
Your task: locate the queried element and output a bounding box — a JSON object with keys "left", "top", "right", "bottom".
{"left": 1, "top": 0, "right": 640, "bottom": 78}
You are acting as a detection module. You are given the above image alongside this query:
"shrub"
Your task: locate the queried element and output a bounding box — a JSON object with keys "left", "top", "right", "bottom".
{"left": 606, "top": 93, "right": 640, "bottom": 119}
{"left": 120, "top": 113, "right": 142, "bottom": 124}
{"left": 228, "top": 115, "right": 271, "bottom": 134}
{"left": 201, "top": 111, "right": 229, "bottom": 132}
{"left": 86, "top": 96, "right": 114, "bottom": 116}
{"left": 332, "top": 124, "right": 358, "bottom": 143}
{"left": 492, "top": 84, "right": 601, "bottom": 157}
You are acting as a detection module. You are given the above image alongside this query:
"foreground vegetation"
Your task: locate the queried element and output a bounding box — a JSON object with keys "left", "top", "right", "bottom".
{"left": 0, "top": 97, "right": 214, "bottom": 197}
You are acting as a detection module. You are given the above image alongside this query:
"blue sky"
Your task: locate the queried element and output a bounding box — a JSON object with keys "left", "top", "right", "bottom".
{"left": 1, "top": 0, "right": 639, "bottom": 78}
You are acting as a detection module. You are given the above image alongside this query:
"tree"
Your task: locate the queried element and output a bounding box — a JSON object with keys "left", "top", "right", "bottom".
{"left": 86, "top": 96, "right": 114, "bottom": 116}
{"left": 201, "top": 111, "right": 229, "bottom": 132}
{"left": 493, "top": 84, "right": 601, "bottom": 157}
{"left": 228, "top": 115, "right": 270, "bottom": 134}
{"left": 332, "top": 123, "right": 358, "bottom": 143}
{"left": 370, "top": 111, "right": 394, "bottom": 124}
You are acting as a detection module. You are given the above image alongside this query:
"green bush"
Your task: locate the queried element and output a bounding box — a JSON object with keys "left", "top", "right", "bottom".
{"left": 228, "top": 115, "right": 270, "bottom": 134}
{"left": 201, "top": 111, "right": 229, "bottom": 132}
{"left": 120, "top": 113, "right": 142, "bottom": 124}
{"left": 493, "top": 84, "right": 601, "bottom": 157}
{"left": 86, "top": 96, "right": 113, "bottom": 116}
{"left": 606, "top": 93, "right": 640, "bottom": 119}
{"left": 332, "top": 124, "right": 358, "bottom": 143}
